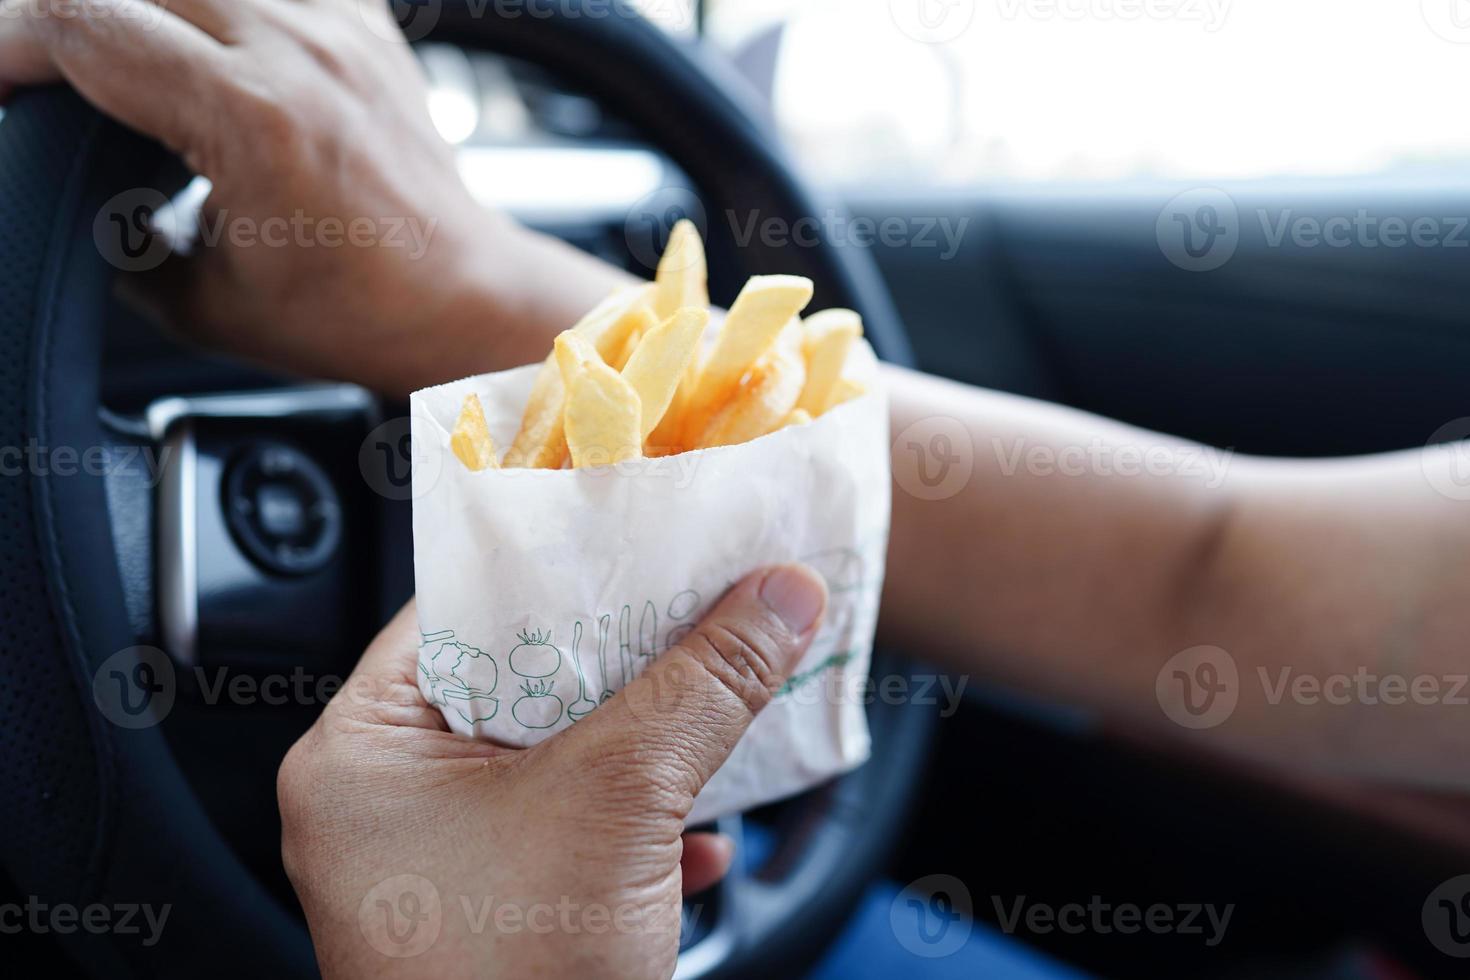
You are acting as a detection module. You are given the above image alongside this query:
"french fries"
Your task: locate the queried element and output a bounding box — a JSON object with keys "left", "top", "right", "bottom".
{"left": 692, "top": 338, "right": 807, "bottom": 449}
{"left": 450, "top": 394, "right": 498, "bottom": 471}
{"left": 564, "top": 360, "right": 642, "bottom": 468}
{"left": 622, "top": 308, "right": 709, "bottom": 440}
{"left": 647, "top": 221, "right": 711, "bottom": 453}
{"left": 466, "top": 225, "right": 867, "bottom": 471}
{"left": 502, "top": 287, "right": 655, "bottom": 469}
{"left": 797, "top": 309, "right": 862, "bottom": 416}
{"left": 677, "top": 275, "right": 814, "bottom": 442}
{"left": 654, "top": 219, "right": 709, "bottom": 319}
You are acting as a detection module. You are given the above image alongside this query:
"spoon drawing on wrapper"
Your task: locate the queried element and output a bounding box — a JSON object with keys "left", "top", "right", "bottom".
{"left": 568, "top": 620, "right": 597, "bottom": 721}
{"left": 597, "top": 613, "right": 614, "bottom": 703}
{"left": 618, "top": 604, "right": 634, "bottom": 686}
{"left": 639, "top": 600, "right": 657, "bottom": 665}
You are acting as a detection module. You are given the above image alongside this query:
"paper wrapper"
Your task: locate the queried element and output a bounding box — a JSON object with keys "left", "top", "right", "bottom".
{"left": 410, "top": 342, "right": 889, "bottom": 824}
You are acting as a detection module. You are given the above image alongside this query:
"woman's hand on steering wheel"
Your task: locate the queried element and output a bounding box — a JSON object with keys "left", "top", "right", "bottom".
{"left": 278, "top": 564, "right": 826, "bottom": 979}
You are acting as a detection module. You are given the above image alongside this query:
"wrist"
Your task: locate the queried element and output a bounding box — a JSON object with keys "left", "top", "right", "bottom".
{"left": 376, "top": 216, "right": 637, "bottom": 398}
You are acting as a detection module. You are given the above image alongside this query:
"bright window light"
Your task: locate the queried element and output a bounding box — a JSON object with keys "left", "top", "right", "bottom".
{"left": 709, "top": 0, "right": 1470, "bottom": 185}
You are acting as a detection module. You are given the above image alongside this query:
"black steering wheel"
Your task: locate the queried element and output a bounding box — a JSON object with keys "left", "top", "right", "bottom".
{"left": 0, "top": 3, "right": 932, "bottom": 977}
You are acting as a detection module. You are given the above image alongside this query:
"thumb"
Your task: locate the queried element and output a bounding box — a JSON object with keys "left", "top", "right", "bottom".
{"left": 564, "top": 563, "right": 828, "bottom": 808}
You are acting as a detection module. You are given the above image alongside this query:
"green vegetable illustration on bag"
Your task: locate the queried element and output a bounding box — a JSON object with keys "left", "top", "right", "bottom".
{"left": 512, "top": 678, "right": 564, "bottom": 728}
{"left": 509, "top": 628, "right": 562, "bottom": 678}
{"left": 508, "top": 629, "right": 565, "bottom": 728}
{"left": 418, "top": 630, "right": 499, "bottom": 724}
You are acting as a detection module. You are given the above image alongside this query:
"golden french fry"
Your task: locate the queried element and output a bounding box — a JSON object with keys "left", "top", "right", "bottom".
{"left": 797, "top": 309, "right": 863, "bottom": 416}
{"left": 450, "top": 393, "right": 498, "bottom": 471}
{"left": 504, "top": 287, "right": 654, "bottom": 468}
{"left": 692, "top": 342, "right": 806, "bottom": 449}
{"left": 622, "top": 308, "right": 709, "bottom": 441}
{"left": 680, "top": 275, "right": 813, "bottom": 442}
{"left": 500, "top": 360, "right": 567, "bottom": 469}
{"left": 565, "top": 360, "right": 643, "bottom": 468}
{"left": 645, "top": 359, "right": 697, "bottom": 455}
{"left": 654, "top": 219, "right": 709, "bottom": 320}
{"left": 647, "top": 224, "right": 711, "bottom": 448}
{"left": 826, "top": 377, "right": 867, "bottom": 412}
{"left": 607, "top": 306, "right": 658, "bottom": 371}
{"left": 783, "top": 408, "right": 813, "bottom": 429}
{"left": 554, "top": 330, "right": 603, "bottom": 391}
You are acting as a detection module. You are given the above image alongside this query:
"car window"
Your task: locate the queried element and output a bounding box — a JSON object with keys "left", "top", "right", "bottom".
{"left": 706, "top": 0, "right": 1470, "bottom": 187}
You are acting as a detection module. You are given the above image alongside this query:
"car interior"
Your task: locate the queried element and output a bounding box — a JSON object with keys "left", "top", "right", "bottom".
{"left": 3, "top": 1, "right": 1469, "bottom": 977}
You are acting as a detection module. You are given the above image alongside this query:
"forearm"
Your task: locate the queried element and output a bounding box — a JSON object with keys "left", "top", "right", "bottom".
{"left": 879, "top": 365, "right": 1230, "bottom": 719}
{"left": 881, "top": 364, "right": 1470, "bottom": 788}
{"left": 363, "top": 221, "right": 636, "bottom": 398}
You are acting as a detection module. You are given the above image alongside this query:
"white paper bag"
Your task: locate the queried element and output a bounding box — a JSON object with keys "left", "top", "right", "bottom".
{"left": 410, "top": 342, "right": 889, "bottom": 823}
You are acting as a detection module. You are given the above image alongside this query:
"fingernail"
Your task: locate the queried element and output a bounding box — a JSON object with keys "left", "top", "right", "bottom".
{"left": 759, "top": 564, "right": 827, "bottom": 636}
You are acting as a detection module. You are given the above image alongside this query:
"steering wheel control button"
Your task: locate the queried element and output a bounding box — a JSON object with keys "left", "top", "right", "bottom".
{"left": 224, "top": 442, "right": 342, "bottom": 576}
